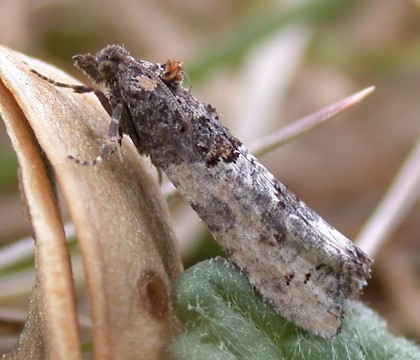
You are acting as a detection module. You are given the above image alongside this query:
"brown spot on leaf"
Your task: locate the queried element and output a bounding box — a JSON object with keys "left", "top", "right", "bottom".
{"left": 138, "top": 270, "right": 169, "bottom": 320}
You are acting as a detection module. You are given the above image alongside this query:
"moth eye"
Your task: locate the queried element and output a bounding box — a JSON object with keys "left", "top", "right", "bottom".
{"left": 98, "top": 59, "right": 117, "bottom": 81}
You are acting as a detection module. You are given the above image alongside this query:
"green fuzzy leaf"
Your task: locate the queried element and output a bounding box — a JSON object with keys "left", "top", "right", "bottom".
{"left": 169, "top": 258, "right": 420, "bottom": 360}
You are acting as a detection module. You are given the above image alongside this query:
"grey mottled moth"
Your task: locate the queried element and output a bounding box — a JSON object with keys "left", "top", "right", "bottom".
{"left": 32, "top": 45, "right": 372, "bottom": 337}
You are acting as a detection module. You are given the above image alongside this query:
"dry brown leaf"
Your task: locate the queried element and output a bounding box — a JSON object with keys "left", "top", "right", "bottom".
{"left": 0, "top": 45, "right": 183, "bottom": 360}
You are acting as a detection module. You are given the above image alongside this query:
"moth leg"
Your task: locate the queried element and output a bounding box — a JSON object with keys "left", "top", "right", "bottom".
{"left": 105, "top": 102, "right": 124, "bottom": 163}
{"left": 30, "top": 69, "right": 112, "bottom": 115}
{"left": 68, "top": 103, "right": 124, "bottom": 166}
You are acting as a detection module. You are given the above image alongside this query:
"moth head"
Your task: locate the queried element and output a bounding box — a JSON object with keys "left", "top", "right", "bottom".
{"left": 73, "top": 45, "right": 131, "bottom": 85}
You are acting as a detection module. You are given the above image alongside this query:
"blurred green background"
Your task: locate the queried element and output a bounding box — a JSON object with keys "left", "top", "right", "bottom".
{"left": 0, "top": 0, "right": 419, "bottom": 352}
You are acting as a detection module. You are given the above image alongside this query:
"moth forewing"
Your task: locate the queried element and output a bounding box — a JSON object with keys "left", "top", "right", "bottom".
{"left": 160, "top": 144, "right": 370, "bottom": 337}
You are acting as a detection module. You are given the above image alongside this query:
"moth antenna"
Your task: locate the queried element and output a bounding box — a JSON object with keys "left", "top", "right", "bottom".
{"left": 30, "top": 69, "right": 94, "bottom": 93}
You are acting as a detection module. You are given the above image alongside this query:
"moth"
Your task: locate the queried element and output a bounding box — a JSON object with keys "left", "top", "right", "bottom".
{"left": 33, "top": 45, "right": 372, "bottom": 337}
